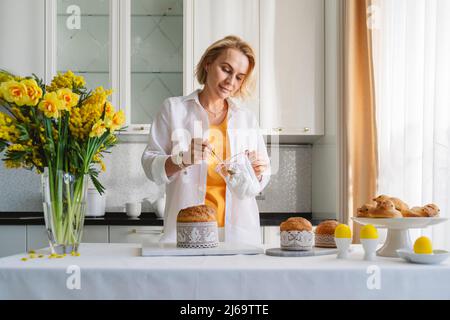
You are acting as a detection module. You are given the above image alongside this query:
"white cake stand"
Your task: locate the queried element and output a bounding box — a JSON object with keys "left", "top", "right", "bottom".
{"left": 352, "top": 217, "right": 448, "bottom": 257}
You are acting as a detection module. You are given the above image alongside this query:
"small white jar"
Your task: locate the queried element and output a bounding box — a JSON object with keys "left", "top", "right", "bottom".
{"left": 86, "top": 188, "right": 106, "bottom": 217}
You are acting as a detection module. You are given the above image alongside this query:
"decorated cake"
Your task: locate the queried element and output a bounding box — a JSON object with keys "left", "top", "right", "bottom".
{"left": 314, "top": 220, "right": 339, "bottom": 248}
{"left": 279, "top": 217, "right": 314, "bottom": 251}
{"left": 176, "top": 205, "right": 219, "bottom": 248}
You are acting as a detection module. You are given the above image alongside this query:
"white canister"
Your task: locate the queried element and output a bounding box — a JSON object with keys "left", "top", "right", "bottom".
{"left": 86, "top": 188, "right": 106, "bottom": 217}
{"left": 126, "top": 202, "right": 142, "bottom": 218}
{"left": 154, "top": 194, "right": 166, "bottom": 218}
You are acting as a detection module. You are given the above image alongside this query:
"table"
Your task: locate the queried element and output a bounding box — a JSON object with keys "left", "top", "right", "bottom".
{"left": 0, "top": 243, "right": 449, "bottom": 299}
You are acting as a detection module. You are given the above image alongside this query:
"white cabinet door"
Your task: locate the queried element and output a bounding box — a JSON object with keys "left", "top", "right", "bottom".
{"left": 82, "top": 226, "right": 109, "bottom": 243}
{"left": 26, "top": 225, "right": 109, "bottom": 251}
{"left": 260, "top": 0, "right": 324, "bottom": 136}
{"left": 263, "top": 226, "right": 280, "bottom": 247}
{"left": 47, "top": 0, "right": 187, "bottom": 137}
{"left": 0, "top": 226, "right": 26, "bottom": 258}
{"left": 109, "top": 226, "right": 164, "bottom": 244}
{"left": 0, "top": 0, "right": 45, "bottom": 78}
{"left": 26, "top": 225, "right": 49, "bottom": 251}
{"left": 129, "top": 0, "right": 185, "bottom": 127}
{"left": 193, "top": 0, "right": 260, "bottom": 118}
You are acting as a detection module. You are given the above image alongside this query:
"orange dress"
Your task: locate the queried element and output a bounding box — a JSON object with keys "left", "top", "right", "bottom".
{"left": 204, "top": 115, "right": 230, "bottom": 228}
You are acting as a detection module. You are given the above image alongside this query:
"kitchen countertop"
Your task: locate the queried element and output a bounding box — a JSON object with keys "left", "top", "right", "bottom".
{"left": 0, "top": 212, "right": 324, "bottom": 226}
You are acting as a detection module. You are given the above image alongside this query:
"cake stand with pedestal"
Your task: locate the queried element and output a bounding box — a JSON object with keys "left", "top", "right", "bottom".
{"left": 351, "top": 217, "right": 448, "bottom": 257}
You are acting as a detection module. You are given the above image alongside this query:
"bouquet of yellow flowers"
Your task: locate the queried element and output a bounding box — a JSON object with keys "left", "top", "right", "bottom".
{"left": 0, "top": 70, "right": 125, "bottom": 253}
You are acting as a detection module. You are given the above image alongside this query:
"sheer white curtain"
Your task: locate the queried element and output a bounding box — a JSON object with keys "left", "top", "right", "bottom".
{"left": 372, "top": 0, "right": 450, "bottom": 248}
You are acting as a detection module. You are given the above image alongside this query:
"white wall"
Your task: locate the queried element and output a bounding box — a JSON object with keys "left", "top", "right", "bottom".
{"left": 0, "top": 0, "right": 45, "bottom": 77}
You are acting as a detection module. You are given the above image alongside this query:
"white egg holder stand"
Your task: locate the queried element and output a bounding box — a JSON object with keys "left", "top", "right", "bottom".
{"left": 352, "top": 217, "right": 448, "bottom": 257}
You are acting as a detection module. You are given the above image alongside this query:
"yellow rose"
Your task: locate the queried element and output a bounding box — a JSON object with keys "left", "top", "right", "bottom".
{"left": 106, "top": 110, "right": 125, "bottom": 133}
{"left": 56, "top": 88, "right": 79, "bottom": 111}
{"left": 89, "top": 120, "right": 106, "bottom": 138}
{"left": 0, "top": 80, "right": 28, "bottom": 106}
{"left": 38, "top": 92, "right": 63, "bottom": 119}
{"left": 21, "top": 79, "right": 43, "bottom": 106}
{"left": 0, "top": 71, "right": 14, "bottom": 84}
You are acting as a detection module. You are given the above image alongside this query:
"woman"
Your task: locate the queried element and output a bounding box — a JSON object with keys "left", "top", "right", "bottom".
{"left": 142, "top": 35, "right": 270, "bottom": 245}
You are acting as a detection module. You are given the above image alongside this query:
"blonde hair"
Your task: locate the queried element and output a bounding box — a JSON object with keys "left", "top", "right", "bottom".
{"left": 195, "top": 35, "right": 256, "bottom": 100}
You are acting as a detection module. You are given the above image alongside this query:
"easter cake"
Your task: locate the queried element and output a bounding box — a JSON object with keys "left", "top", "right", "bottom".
{"left": 176, "top": 205, "right": 219, "bottom": 248}
{"left": 280, "top": 217, "right": 314, "bottom": 251}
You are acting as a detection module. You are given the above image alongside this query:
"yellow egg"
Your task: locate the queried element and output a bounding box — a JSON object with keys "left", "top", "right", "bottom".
{"left": 414, "top": 236, "right": 433, "bottom": 254}
{"left": 360, "top": 224, "right": 378, "bottom": 239}
{"left": 334, "top": 224, "right": 352, "bottom": 238}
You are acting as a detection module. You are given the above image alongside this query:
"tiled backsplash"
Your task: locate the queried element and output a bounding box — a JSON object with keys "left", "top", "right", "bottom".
{"left": 256, "top": 145, "right": 311, "bottom": 212}
{"left": 0, "top": 143, "right": 312, "bottom": 213}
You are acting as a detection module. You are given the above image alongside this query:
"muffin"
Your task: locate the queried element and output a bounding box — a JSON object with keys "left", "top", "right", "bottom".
{"left": 176, "top": 205, "right": 219, "bottom": 248}
{"left": 314, "top": 220, "right": 339, "bottom": 248}
{"left": 280, "top": 217, "right": 314, "bottom": 251}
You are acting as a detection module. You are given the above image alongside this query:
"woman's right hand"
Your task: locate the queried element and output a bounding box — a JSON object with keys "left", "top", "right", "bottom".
{"left": 182, "top": 138, "right": 212, "bottom": 167}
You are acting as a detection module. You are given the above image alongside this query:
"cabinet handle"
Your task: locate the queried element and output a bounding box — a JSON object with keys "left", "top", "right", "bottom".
{"left": 273, "top": 127, "right": 283, "bottom": 132}
{"left": 131, "top": 229, "right": 162, "bottom": 235}
{"left": 134, "top": 126, "right": 146, "bottom": 131}
{"left": 303, "top": 127, "right": 310, "bottom": 132}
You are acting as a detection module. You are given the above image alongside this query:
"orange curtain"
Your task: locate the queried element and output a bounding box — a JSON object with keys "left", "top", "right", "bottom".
{"left": 343, "top": 0, "right": 378, "bottom": 243}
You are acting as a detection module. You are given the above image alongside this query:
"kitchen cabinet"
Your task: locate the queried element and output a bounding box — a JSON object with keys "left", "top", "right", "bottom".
{"left": 0, "top": 224, "right": 297, "bottom": 257}
{"left": 192, "top": 0, "right": 260, "bottom": 118}
{"left": 193, "top": 0, "right": 324, "bottom": 141}
{"left": 82, "top": 226, "right": 110, "bottom": 243}
{"left": 47, "top": 0, "right": 189, "bottom": 134}
{"left": 0, "top": 226, "right": 26, "bottom": 258}
{"left": 0, "top": 0, "right": 45, "bottom": 78}
{"left": 45, "top": 0, "right": 325, "bottom": 140}
{"left": 26, "top": 225, "right": 49, "bottom": 252}
{"left": 109, "top": 225, "right": 164, "bottom": 243}
{"left": 263, "top": 226, "right": 280, "bottom": 248}
{"left": 260, "top": 0, "right": 325, "bottom": 139}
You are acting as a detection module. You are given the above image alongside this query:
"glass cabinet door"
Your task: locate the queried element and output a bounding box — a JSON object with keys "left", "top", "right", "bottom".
{"left": 56, "top": 0, "right": 111, "bottom": 91}
{"left": 130, "top": 0, "right": 184, "bottom": 125}
{"left": 51, "top": 0, "right": 186, "bottom": 132}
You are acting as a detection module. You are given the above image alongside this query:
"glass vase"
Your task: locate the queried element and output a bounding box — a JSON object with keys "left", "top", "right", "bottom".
{"left": 41, "top": 169, "right": 89, "bottom": 254}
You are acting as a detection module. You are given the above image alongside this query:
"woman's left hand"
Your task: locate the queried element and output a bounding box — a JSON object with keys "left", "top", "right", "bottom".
{"left": 245, "top": 150, "right": 268, "bottom": 181}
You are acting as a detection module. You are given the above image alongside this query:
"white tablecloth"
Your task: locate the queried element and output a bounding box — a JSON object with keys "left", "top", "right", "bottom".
{"left": 0, "top": 243, "right": 449, "bottom": 300}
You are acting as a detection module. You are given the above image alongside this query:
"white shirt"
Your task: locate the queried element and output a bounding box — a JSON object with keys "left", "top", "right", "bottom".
{"left": 141, "top": 89, "right": 271, "bottom": 245}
